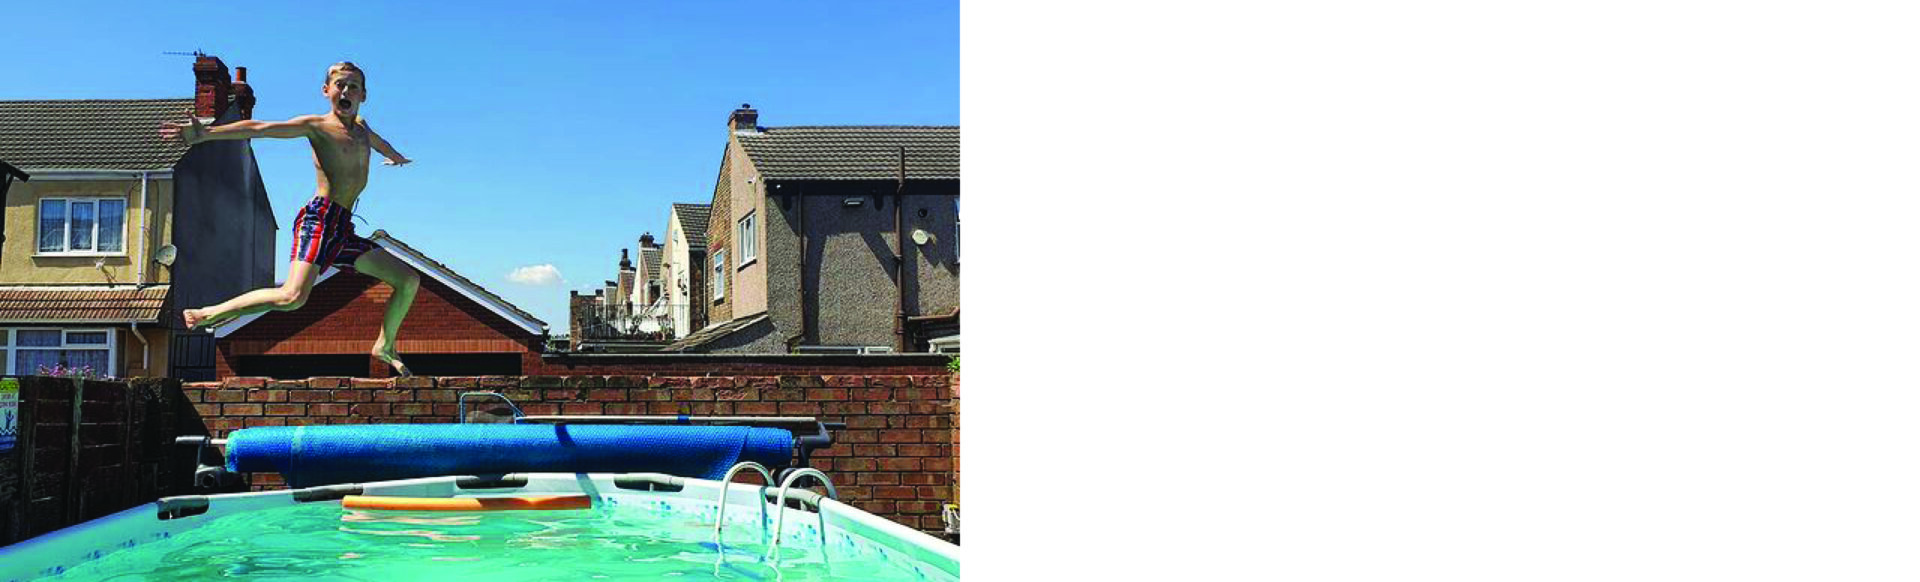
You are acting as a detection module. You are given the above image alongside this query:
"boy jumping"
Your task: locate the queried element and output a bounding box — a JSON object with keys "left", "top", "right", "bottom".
{"left": 163, "top": 61, "right": 420, "bottom": 376}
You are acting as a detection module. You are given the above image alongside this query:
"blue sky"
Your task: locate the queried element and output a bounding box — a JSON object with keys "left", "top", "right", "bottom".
{"left": 1, "top": 0, "right": 958, "bottom": 330}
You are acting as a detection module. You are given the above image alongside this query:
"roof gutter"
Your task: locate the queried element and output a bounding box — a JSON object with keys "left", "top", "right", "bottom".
{"left": 23, "top": 169, "right": 174, "bottom": 181}
{"left": 0, "top": 318, "right": 163, "bottom": 324}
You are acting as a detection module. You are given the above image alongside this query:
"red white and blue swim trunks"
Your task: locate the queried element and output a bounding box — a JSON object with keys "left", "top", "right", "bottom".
{"left": 290, "top": 196, "right": 375, "bottom": 270}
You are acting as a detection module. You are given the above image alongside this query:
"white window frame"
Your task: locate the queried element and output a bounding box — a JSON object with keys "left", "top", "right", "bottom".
{"left": 37, "top": 197, "right": 129, "bottom": 256}
{"left": 712, "top": 250, "right": 727, "bottom": 302}
{"left": 3, "top": 328, "right": 118, "bottom": 377}
{"left": 737, "top": 212, "right": 758, "bottom": 268}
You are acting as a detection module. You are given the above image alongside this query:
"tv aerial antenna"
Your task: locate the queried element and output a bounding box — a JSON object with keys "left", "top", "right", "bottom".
{"left": 161, "top": 50, "right": 206, "bottom": 58}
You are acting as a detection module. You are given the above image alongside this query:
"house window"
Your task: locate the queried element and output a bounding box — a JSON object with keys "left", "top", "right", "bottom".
{"left": 7, "top": 328, "right": 116, "bottom": 377}
{"left": 712, "top": 250, "right": 727, "bottom": 301}
{"left": 738, "top": 212, "right": 757, "bottom": 266}
{"left": 38, "top": 198, "right": 127, "bottom": 254}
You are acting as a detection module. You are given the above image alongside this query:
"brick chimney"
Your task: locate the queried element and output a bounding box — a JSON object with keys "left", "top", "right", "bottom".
{"left": 618, "top": 247, "right": 637, "bottom": 308}
{"left": 230, "top": 66, "right": 256, "bottom": 120}
{"left": 192, "top": 55, "right": 231, "bottom": 119}
{"left": 639, "top": 232, "right": 657, "bottom": 249}
{"left": 728, "top": 103, "right": 758, "bottom": 133}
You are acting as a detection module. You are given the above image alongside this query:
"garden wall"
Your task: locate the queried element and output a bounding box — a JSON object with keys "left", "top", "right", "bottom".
{"left": 0, "top": 377, "right": 200, "bottom": 546}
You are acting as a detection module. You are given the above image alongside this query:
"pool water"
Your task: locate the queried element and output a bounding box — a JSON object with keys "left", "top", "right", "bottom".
{"left": 44, "top": 500, "right": 950, "bottom": 581}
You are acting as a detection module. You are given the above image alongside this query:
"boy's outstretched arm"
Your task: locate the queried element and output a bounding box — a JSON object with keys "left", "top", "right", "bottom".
{"left": 363, "top": 120, "right": 412, "bottom": 166}
{"left": 162, "top": 113, "right": 317, "bottom": 145}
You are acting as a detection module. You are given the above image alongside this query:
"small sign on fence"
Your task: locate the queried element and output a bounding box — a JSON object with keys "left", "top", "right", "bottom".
{"left": 0, "top": 378, "right": 16, "bottom": 451}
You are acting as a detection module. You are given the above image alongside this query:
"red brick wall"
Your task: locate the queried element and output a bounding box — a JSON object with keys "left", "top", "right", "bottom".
{"left": 218, "top": 271, "right": 542, "bottom": 377}
{"left": 708, "top": 152, "right": 734, "bottom": 323}
{"left": 181, "top": 372, "right": 957, "bottom": 534}
{"left": 950, "top": 371, "right": 960, "bottom": 509}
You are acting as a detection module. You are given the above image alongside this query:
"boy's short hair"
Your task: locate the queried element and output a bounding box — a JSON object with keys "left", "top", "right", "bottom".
{"left": 325, "top": 61, "right": 365, "bottom": 86}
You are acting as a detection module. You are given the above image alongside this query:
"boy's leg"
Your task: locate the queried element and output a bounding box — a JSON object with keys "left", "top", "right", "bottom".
{"left": 349, "top": 248, "right": 421, "bottom": 375}
{"left": 184, "top": 260, "right": 324, "bottom": 329}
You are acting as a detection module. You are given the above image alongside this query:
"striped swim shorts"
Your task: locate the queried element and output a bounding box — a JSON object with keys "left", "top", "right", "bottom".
{"left": 289, "top": 196, "right": 375, "bottom": 270}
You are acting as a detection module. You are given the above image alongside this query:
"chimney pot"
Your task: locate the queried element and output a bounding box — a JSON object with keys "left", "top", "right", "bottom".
{"left": 230, "top": 65, "right": 256, "bottom": 120}
{"left": 729, "top": 104, "right": 759, "bottom": 133}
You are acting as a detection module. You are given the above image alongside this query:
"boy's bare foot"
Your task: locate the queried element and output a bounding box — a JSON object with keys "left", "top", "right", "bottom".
{"left": 375, "top": 347, "right": 413, "bottom": 377}
{"left": 185, "top": 309, "right": 236, "bottom": 332}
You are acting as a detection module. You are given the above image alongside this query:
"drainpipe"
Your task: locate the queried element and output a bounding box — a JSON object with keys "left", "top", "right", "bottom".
{"left": 133, "top": 170, "right": 153, "bottom": 375}
{"left": 894, "top": 147, "right": 908, "bottom": 352}
{"left": 790, "top": 182, "right": 809, "bottom": 348}
{"left": 137, "top": 171, "right": 150, "bottom": 286}
{"left": 128, "top": 321, "right": 148, "bottom": 375}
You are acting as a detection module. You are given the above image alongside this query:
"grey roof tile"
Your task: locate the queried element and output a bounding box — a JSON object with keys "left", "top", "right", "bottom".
{"left": 639, "top": 247, "right": 662, "bottom": 279}
{"left": 672, "top": 203, "right": 711, "bottom": 249}
{"left": 0, "top": 99, "right": 196, "bottom": 170}
{"left": 736, "top": 126, "right": 959, "bottom": 180}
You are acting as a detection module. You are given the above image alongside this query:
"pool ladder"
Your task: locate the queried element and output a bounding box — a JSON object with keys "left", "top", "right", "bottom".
{"left": 713, "top": 462, "right": 776, "bottom": 547}
{"left": 710, "top": 463, "right": 840, "bottom": 565}
{"left": 766, "top": 468, "right": 838, "bottom": 564}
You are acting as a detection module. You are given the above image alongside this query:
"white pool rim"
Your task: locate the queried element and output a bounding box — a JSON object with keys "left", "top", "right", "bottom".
{"left": 0, "top": 472, "right": 959, "bottom": 581}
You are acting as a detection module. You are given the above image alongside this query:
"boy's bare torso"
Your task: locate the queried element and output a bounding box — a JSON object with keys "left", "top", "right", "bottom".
{"left": 308, "top": 114, "right": 373, "bottom": 210}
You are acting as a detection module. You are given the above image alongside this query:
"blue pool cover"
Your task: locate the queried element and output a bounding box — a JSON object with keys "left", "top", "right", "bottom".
{"left": 225, "top": 424, "right": 795, "bottom": 488}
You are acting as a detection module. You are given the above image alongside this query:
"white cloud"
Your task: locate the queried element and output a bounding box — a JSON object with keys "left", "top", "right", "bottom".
{"left": 507, "top": 264, "right": 564, "bottom": 286}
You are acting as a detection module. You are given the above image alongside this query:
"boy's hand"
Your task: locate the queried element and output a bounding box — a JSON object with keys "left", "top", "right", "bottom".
{"left": 382, "top": 157, "right": 413, "bottom": 167}
{"left": 160, "top": 112, "right": 206, "bottom": 145}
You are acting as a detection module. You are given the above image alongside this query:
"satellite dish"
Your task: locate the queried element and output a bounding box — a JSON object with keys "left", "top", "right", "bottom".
{"left": 154, "top": 244, "right": 178, "bottom": 267}
{"left": 911, "top": 229, "right": 934, "bottom": 246}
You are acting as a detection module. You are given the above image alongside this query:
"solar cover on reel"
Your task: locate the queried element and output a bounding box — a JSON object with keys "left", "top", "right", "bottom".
{"left": 224, "top": 424, "right": 796, "bottom": 488}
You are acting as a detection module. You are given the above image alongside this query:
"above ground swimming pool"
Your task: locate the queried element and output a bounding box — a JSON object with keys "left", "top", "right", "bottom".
{"left": 0, "top": 471, "right": 959, "bottom": 581}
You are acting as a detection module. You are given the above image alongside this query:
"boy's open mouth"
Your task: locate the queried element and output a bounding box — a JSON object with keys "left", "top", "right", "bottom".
{"left": 337, "top": 98, "right": 351, "bottom": 109}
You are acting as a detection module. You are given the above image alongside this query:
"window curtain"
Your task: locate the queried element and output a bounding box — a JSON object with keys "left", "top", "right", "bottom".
{"left": 97, "top": 200, "right": 125, "bottom": 253}
{"left": 64, "top": 349, "right": 108, "bottom": 375}
{"left": 16, "top": 349, "right": 109, "bottom": 376}
{"left": 38, "top": 200, "right": 64, "bottom": 253}
{"left": 69, "top": 201, "right": 95, "bottom": 252}
{"left": 15, "top": 350, "right": 60, "bottom": 375}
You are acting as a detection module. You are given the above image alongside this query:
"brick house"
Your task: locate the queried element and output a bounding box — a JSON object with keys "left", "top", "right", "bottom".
{"left": 212, "top": 231, "right": 548, "bottom": 378}
{"left": 669, "top": 105, "right": 960, "bottom": 353}
{"left": 0, "top": 54, "right": 276, "bottom": 379}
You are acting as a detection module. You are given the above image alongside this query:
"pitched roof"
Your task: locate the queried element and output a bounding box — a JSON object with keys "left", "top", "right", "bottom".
{"left": 672, "top": 203, "right": 711, "bottom": 249}
{"left": 0, "top": 99, "right": 196, "bottom": 171}
{"left": 0, "top": 285, "right": 170, "bottom": 322}
{"left": 364, "top": 231, "right": 548, "bottom": 334}
{"left": 640, "top": 246, "right": 662, "bottom": 280}
{"left": 214, "top": 231, "right": 548, "bottom": 338}
{"left": 735, "top": 126, "right": 959, "bottom": 180}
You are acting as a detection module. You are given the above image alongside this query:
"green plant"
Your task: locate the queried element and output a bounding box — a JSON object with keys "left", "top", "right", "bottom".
{"left": 946, "top": 355, "right": 960, "bottom": 372}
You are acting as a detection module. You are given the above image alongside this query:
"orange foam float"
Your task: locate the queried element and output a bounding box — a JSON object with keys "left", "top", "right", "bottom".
{"left": 341, "top": 494, "right": 592, "bottom": 511}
